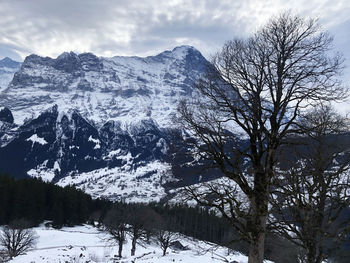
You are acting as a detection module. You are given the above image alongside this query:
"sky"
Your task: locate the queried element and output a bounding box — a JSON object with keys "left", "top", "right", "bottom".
{"left": 0, "top": 0, "right": 349, "bottom": 84}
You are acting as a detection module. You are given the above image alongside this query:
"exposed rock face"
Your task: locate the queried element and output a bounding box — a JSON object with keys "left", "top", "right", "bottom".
{"left": 0, "top": 45, "right": 210, "bottom": 126}
{"left": 0, "top": 104, "right": 200, "bottom": 202}
{"left": 0, "top": 46, "right": 213, "bottom": 201}
{"left": 0, "top": 107, "right": 14, "bottom": 123}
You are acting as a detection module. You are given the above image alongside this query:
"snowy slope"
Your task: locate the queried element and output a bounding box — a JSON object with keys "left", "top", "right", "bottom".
{"left": 57, "top": 161, "right": 174, "bottom": 203}
{"left": 0, "top": 105, "right": 181, "bottom": 202}
{"left": 9, "top": 224, "right": 268, "bottom": 263}
{"left": 0, "top": 104, "right": 219, "bottom": 202}
{"left": 0, "top": 57, "right": 21, "bottom": 93}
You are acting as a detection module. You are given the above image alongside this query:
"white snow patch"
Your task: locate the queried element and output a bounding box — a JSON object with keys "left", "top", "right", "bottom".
{"left": 88, "top": 135, "right": 101, "bottom": 149}
{"left": 57, "top": 161, "right": 174, "bottom": 202}
{"left": 26, "top": 134, "right": 47, "bottom": 145}
{"left": 69, "top": 145, "right": 80, "bottom": 150}
{"left": 27, "top": 160, "right": 55, "bottom": 182}
{"left": 107, "top": 149, "right": 121, "bottom": 158}
{"left": 156, "top": 138, "right": 168, "bottom": 154}
{"left": 54, "top": 161, "right": 61, "bottom": 172}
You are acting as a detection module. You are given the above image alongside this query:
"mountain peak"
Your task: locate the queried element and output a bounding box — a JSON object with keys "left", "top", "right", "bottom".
{"left": 56, "top": 51, "right": 78, "bottom": 60}
{"left": 172, "top": 45, "right": 196, "bottom": 52}
{"left": 0, "top": 57, "right": 21, "bottom": 68}
{"left": 148, "top": 45, "right": 204, "bottom": 63}
{"left": 1, "top": 57, "right": 16, "bottom": 62}
{"left": 170, "top": 45, "right": 196, "bottom": 59}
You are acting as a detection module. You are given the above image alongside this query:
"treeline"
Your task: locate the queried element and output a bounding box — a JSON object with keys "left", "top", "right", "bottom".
{"left": 109, "top": 202, "right": 235, "bottom": 246}
{"left": 153, "top": 204, "right": 299, "bottom": 262}
{"left": 0, "top": 174, "right": 298, "bottom": 262}
{"left": 0, "top": 174, "right": 232, "bottom": 244}
{"left": 0, "top": 174, "right": 111, "bottom": 227}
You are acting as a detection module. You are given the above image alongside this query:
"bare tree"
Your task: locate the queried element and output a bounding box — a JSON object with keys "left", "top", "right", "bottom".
{"left": 103, "top": 205, "right": 159, "bottom": 257}
{"left": 153, "top": 214, "right": 178, "bottom": 256}
{"left": 270, "top": 105, "right": 350, "bottom": 263}
{"left": 0, "top": 249, "right": 9, "bottom": 263}
{"left": 177, "top": 12, "right": 345, "bottom": 263}
{"left": 128, "top": 206, "right": 149, "bottom": 256}
{"left": 0, "top": 219, "right": 38, "bottom": 259}
{"left": 143, "top": 207, "right": 160, "bottom": 244}
{"left": 103, "top": 207, "right": 128, "bottom": 258}
{"left": 157, "top": 229, "right": 178, "bottom": 256}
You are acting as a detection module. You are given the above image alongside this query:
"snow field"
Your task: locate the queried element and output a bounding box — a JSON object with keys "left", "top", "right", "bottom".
{"left": 57, "top": 161, "right": 174, "bottom": 203}
{"left": 9, "top": 224, "right": 262, "bottom": 263}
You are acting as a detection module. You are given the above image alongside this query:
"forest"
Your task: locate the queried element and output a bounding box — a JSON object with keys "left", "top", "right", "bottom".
{"left": 0, "top": 174, "right": 307, "bottom": 262}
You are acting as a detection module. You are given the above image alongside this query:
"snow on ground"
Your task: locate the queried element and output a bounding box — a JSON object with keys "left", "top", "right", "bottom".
{"left": 26, "top": 134, "right": 48, "bottom": 145}
{"left": 9, "top": 224, "right": 271, "bottom": 263}
{"left": 27, "top": 160, "right": 56, "bottom": 182}
{"left": 57, "top": 161, "right": 175, "bottom": 202}
{"left": 88, "top": 135, "right": 101, "bottom": 149}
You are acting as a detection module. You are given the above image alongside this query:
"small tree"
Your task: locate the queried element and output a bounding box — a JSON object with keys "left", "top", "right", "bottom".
{"left": 154, "top": 215, "right": 178, "bottom": 256}
{"left": 0, "top": 219, "right": 38, "bottom": 259}
{"left": 128, "top": 214, "right": 145, "bottom": 256}
{"left": 127, "top": 205, "right": 158, "bottom": 256}
{"left": 143, "top": 208, "right": 159, "bottom": 244}
{"left": 177, "top": 12, "right": 345, "bottom": 263}
{"left": 103, "top": 206, "right": 128, "bottom": 258}
{"left": 270, "top": 105, "right": 350, "bottom": 263}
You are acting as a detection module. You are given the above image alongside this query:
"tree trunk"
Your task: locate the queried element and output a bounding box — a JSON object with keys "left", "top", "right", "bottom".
{"left": 131, "top": 236, "right": 136, "bottom": 256}
{"left": 248, "top": 173, "right": 269, "bottom": 263}
{"left": 146, "top": 231, "right": 151, "bottom": 244}
{"left": 248, "top": 215, "right": 266, "bottom": 263}
{"left": 118, "top": 241, "right": 123, "bottom": 258}
{"left": 306, "top": 245, "right": 322, "bottom": 263}
{"left": 306, "top": 251, "right": 315, "bottom": 263}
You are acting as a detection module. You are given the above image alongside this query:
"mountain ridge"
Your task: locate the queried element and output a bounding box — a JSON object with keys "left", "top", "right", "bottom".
{"left": 0, "top": 46, "right": 212, "bottom": 201}
{"left": 0, "top": 45, "right": 209, "bottom": 127}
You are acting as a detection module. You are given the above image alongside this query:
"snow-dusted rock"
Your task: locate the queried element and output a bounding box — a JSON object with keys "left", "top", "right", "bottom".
{"left": 0, "top": 45, "right": 209, "bottom": 126}
{"left": 0, "top": 46, "right": 215, "bottom": 202}
{"left": 0, "top": 57, "right": 21, "bottom": 93}
{"left": 0, "top": 106, "right": 14, "bottom": 123}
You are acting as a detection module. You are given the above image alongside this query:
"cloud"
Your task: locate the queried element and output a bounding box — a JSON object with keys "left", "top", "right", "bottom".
{"left": 0, "top": 0, "right": 349, "bottom": 63}
{"left": 0, "top": 44, "right": 22, "bottom": 61}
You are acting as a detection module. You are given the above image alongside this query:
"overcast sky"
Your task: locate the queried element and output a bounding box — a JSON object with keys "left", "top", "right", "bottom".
{"left": 0, "top": 0, "right": 349, "bottom": 82}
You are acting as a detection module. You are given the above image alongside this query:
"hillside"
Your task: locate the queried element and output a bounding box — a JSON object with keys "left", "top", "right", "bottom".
{"left": 9, "top": 224, "right": 264, "bottom": 263}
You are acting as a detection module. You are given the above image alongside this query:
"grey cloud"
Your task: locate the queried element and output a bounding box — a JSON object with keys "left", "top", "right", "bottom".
{"left": 329, "top": 19, "right": 350, "bottom": 83}
{"left": 0, "top": 44, "right": 22, "bottom": 60}
{"left": 0, "top": 0, "right": 349, "bottom": 68}
{"left": 0, "top": 0, "right": 252, "bottom": 59}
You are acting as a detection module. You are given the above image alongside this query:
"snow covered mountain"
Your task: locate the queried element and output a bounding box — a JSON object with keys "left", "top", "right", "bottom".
{"left": 0, "top": 57, "right": 21, "bottom": 93}
{"left": 0, "top": 46, "right": 214, "bottom": 202}
{"left": 0, "top": 46, "right": 208, "bottom": 126}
